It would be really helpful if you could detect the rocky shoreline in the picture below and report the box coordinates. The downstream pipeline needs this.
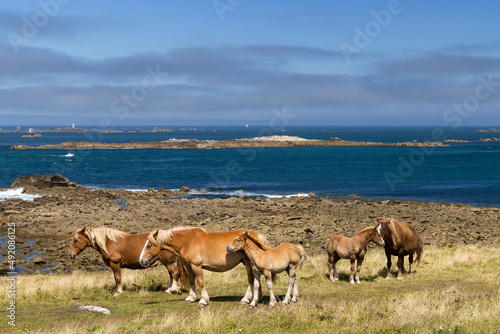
[10,135,448,150]
[1,174,498,276]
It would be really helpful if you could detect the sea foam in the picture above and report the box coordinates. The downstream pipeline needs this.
[0,188,42,201]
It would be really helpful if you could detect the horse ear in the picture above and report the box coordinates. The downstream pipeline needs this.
[243,231,248,239]
[77,226,86,234]
[152,230,159,240]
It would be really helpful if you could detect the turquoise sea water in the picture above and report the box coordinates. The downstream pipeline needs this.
[0,126,499,207]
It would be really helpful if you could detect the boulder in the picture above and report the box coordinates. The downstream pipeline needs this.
[179,186,191,193]
[11,174,75,189]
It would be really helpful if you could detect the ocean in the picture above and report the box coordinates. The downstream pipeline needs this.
[0,126,499,207]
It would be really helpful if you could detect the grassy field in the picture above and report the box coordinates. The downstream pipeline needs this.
[1,245,499,333]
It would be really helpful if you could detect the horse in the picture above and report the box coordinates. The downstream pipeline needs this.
[326,223,385,284]
[69,226,187,296]
[376,217,424,281]
[226,231,307,307]
[139,227,272,306]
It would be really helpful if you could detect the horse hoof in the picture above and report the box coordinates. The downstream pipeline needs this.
[185,299,196,304]
[269,303,275,307]
[396,277,403,281]
[385,276,392,280]
[349,280,355,284]
[198,302,208,307]
[113,292,122,297]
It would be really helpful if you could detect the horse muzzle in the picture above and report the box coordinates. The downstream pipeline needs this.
[68,251,77,260]
[226,245,234,253]
[139,258,149,267]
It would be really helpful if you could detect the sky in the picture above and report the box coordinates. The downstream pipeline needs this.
[0,0,499,127]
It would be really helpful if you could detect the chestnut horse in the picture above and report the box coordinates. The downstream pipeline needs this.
[326,224,385,284]
[69,226,187,296]
[377,217,423,280]
[226,231,307,307]
[139,227,271,306]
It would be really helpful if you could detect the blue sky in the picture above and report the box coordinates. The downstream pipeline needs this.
[0,0,499,127]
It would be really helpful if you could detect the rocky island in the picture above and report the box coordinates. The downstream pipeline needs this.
[10,135,448,150]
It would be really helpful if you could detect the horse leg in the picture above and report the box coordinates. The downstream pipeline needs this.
[291,272,299,303]
[110,262,123,296]
[327,251,335,282]
[283,266,295,304]
[184,265,197,303]
[264,271,277,307]
[408,252,414,275]
[349,257,356,284]
[331,254,340,282]
[385,249,392,279]
[192,265,209,306]
[355,256,364,284]
[164,262,182,294]
[249,271,261,307]
[241,258,256,304]
[396,254,404,281]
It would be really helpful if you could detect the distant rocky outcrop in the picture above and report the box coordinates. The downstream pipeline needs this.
[10,136,449,150]
[22,132,42,138]
[478,137,500,142]
[11,174,78,189]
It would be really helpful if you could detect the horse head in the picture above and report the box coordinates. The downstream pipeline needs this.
[372,222,385,247]
[377,217,400,245]
[139,230,162,267]
[68,226,91,259]
[226,231,248,253]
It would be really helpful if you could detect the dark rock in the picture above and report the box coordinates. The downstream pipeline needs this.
[179,186,191,193]
[11,174,76,189]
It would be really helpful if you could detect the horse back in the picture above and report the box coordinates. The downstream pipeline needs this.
[326,235,356,258]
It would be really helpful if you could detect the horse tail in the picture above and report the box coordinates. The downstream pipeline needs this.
[176,258,191,291]
[298,245,307,268]
[409,224,424,264]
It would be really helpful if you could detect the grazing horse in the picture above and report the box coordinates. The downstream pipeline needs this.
[377,217,424,281]
[226,231,307,307]
[69,226,186,296]
[326,224,385,284]
[139,227,271,306]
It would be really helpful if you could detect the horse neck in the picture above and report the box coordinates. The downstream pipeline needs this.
[353,228,375,250]
[243,237,266,263]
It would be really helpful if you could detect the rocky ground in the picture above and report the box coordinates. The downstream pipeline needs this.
[1,175,498,276]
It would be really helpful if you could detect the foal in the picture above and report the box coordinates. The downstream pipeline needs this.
[226,231,307,307]
[326,223,385,284]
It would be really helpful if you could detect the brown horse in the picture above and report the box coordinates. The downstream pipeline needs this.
[226,231,307,307]
[377,217,424,281]
[69,226,186,296]
[139,227,271,306]
[326,223,385,284]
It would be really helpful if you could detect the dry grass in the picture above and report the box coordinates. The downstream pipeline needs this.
[1,245,499,333]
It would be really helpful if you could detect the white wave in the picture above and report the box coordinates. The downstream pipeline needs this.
[186,189,314,199]
[0,188,42,201]
[264,193,313,199]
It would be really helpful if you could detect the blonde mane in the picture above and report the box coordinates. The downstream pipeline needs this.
[387,218,400,245]
[245,232,272,251]
[77,227,129,255]
[357,226,376,235]
[149,226,205,246]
